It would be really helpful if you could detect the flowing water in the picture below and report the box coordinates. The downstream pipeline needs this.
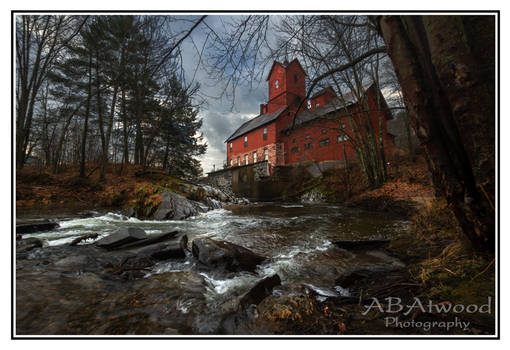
[17,203,411,334]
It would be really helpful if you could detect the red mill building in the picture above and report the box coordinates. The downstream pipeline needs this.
[225,59,394,173]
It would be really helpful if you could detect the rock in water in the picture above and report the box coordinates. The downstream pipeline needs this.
[239,274,281,308]
[133,239,186,260]
[16,237,43,253]
[112,231,179,250]
[191,238,266,272]
[152,191,200,220]
[95,227,147,250]
[16,221,59,234]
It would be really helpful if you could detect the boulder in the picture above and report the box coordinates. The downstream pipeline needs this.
[16,221,59,234]
[191,238,266,272]
[16,237,43,253]
[332,239,390,250]
[133,238,186,260]
[152,191,200,220]
[239,274,281,308]
[95,227,147,250]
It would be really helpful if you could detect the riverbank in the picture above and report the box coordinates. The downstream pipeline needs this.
[16,164,197,211]
[15,159,495,336]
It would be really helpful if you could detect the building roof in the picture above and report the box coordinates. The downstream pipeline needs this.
[225,107,287,143]
[281,83,377,132]
[310,86,336,100]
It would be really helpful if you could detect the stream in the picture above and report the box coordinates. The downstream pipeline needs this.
[16,203,411,335]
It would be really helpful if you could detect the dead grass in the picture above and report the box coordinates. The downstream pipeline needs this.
[16,163,178,210]
[392,198,495,305]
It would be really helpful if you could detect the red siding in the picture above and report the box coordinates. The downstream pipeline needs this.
[281,88,394,164]
[267,60,306,114]
[284,60,306,104]
[225,59,393,170]
[226,122,277,166]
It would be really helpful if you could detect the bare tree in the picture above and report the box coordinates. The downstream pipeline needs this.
[205,14,495,253]
[16,15,87,169]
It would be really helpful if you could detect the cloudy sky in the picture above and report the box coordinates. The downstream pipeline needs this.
[178,16,271,174]
[176,15,399,174]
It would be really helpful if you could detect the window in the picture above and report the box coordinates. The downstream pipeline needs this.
[263,127,267,140]
[316,103,320,108]
[307,100,311,109]
[341,123,346,129]
[230,159,233,166]
[292,138,296,143]
[244,136,248,147]
[229,143,233,152]
[253,152,257,163]
[304,142,313,150]
[275,80,279,89]
[319,138,330,146]
[237,156,240,165]
[264,149,269,160]
[321,129,328,134]
[291,147,300,153]
[337,135,348,142]
[305,134,311,139]
[245,154,249,164]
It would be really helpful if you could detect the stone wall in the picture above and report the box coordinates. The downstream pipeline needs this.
[206,167,234,198]
[207,161,270,200]
[207,160,321,202]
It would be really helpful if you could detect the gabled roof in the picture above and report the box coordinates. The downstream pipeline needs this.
[225,107,287,143]
[281,83,376,132]
[265,58,307,81]
[310,86,337,100]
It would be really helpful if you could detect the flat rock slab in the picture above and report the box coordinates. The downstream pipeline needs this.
[16,221,59,234]
[112,231,179,250]
[332,239,390,250]
[96,227,147,250]
[132,238,187,261]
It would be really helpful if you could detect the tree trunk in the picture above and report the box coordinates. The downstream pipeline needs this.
[80,54,93,178]
[95,52,106,181]
[121,89,129,168]
[376,15,494,253]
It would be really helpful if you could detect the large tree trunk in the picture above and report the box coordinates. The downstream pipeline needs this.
[375,15,495,253]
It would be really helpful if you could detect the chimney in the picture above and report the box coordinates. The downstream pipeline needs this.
[260,104,266,115]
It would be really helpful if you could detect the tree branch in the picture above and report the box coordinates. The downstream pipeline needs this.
[289,46,387,130]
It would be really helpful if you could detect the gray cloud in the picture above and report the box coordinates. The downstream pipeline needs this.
[179,18,270,174]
